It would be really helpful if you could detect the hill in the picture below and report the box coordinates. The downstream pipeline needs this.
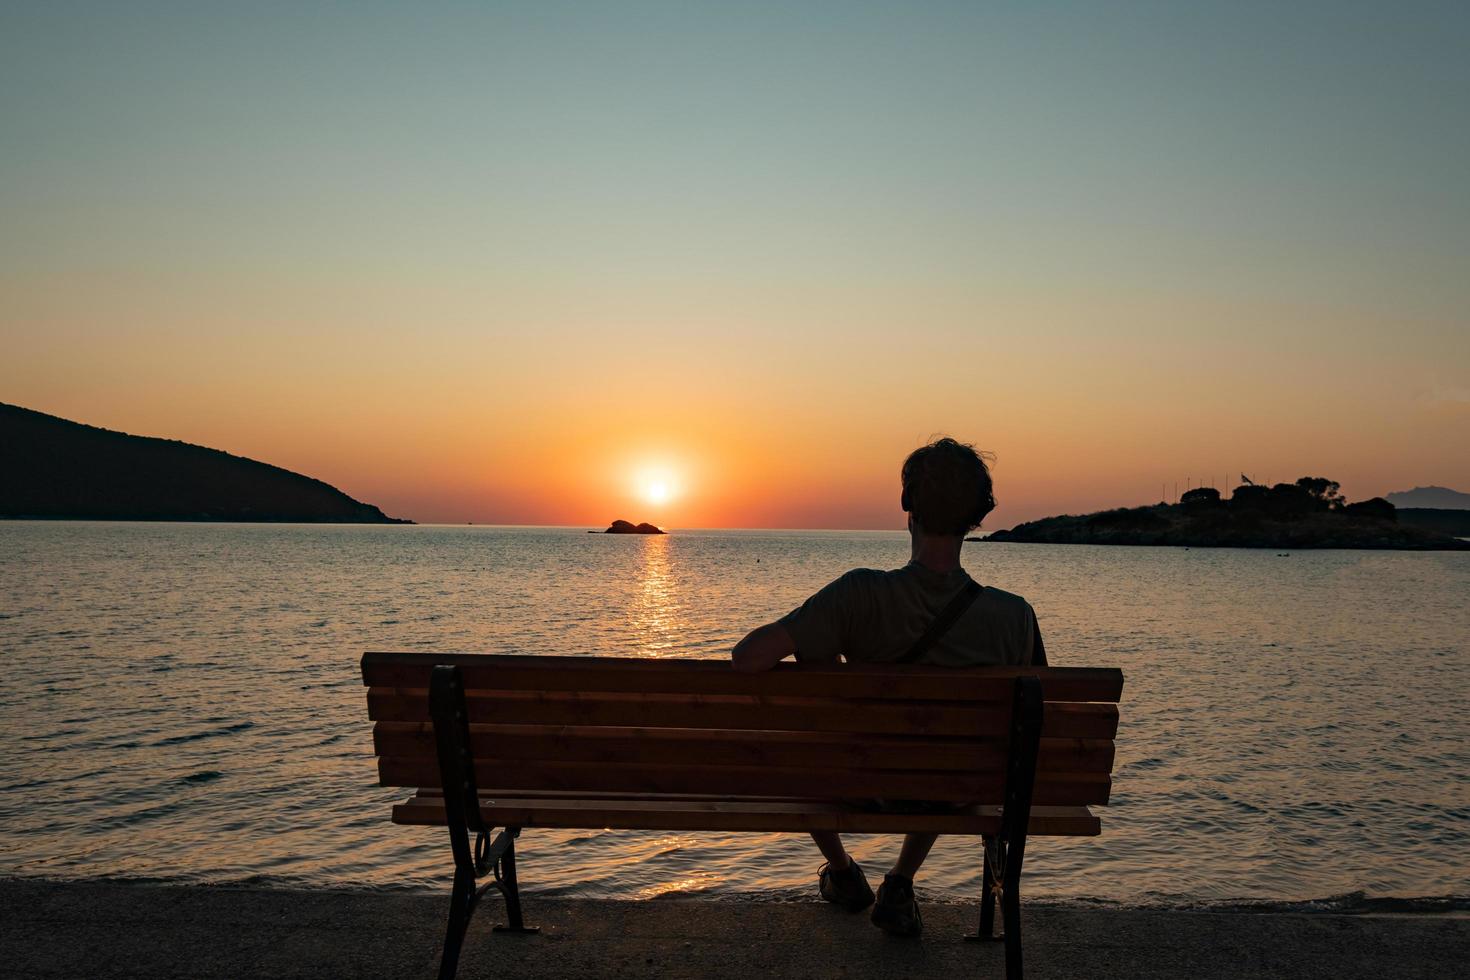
[0,403,411,523]
[1384,486,1470,509]
[983,479,1468,550]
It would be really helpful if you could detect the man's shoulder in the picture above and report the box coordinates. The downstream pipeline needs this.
[977,585,1032,609]
[975,585,1036,623]
[824,567,888,592]
[825,566,890,581]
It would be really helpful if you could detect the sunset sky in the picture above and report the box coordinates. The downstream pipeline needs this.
[3,2,1467,528]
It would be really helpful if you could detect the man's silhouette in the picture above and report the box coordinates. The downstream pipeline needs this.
[731,437,1045,936]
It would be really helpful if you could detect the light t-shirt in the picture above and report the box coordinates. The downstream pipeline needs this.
[777,561,1044,667]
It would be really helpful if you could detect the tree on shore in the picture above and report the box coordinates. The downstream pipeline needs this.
[1294,477,1345,509]
[1344,497,1397,522]
[1181,486,1222,507]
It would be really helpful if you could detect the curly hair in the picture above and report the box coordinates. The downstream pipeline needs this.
[900,437,996,535]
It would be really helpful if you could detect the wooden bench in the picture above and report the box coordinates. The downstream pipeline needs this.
[361,652,1124,980]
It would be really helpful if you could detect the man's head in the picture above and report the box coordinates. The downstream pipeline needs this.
[900,437,996,536]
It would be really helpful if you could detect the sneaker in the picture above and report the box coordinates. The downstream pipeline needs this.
[870,872,922,937]
[818,859,874,912]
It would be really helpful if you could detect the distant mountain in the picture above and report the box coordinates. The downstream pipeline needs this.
[1384,486,1470,510]
[0,403,411,523]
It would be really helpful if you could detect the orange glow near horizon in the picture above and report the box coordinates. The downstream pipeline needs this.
[6,307,1467,531]
[6,322,1468,531]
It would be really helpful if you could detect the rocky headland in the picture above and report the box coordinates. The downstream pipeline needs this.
[0,402,412,523]
[981,478,1469,550]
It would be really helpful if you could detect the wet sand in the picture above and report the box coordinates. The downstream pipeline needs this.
[4,878,1465,979]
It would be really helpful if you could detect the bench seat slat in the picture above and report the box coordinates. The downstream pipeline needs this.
[414,788,861,804]
[361,653,1123,703]
[376,757,1112,805]
[366,688,1120,739]
[390,793,1101,837]
[372,722,1117,774]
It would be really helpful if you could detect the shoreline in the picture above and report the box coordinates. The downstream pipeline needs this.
[6,878,1466,979]
[6,872,1466,916]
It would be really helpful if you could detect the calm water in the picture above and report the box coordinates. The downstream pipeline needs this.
[1,522,1466,907]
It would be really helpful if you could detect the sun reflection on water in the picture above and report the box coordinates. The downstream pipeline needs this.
[628,535,683,658]
[632,874,717,899]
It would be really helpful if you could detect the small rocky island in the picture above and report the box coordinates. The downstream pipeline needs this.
[981,478,1469,550]
[599,519,666,534]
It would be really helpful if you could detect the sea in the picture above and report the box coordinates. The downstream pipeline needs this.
[1,522,1466,910]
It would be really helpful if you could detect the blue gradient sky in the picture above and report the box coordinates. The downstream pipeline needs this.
[3,2,1467,526]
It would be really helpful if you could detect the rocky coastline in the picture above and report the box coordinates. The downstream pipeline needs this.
[982,479,1470,550]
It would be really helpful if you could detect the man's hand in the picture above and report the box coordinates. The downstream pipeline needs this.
[731,622,797,672]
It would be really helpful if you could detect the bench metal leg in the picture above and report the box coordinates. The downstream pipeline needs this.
[964,677,1042,980]
[999,875,1023,980]
[429,666,540,979]
[976,835,997,938]
[492,831,538,933]
[438,865,477,980]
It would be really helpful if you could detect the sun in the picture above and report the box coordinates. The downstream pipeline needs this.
[631,462,682,508]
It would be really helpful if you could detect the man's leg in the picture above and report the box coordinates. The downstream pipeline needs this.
[892,832,939,879]
[812,831,874,910]
[871,833,938,937]
[810,831,851,869]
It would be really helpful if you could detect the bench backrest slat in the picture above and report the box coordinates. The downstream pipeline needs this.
[371,722,1117,774]
[375,757,1111,805]
[362,652,1123,703]
[364,689,1119,739]
[361,653,1122,808]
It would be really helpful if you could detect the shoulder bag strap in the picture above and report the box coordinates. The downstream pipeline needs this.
[897,576,983,664]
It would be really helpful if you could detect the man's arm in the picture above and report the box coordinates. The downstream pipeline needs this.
[1029,604,1048,666]
[734,571,853,672]
[731,621,797,672]
[1031,617,1048,666]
